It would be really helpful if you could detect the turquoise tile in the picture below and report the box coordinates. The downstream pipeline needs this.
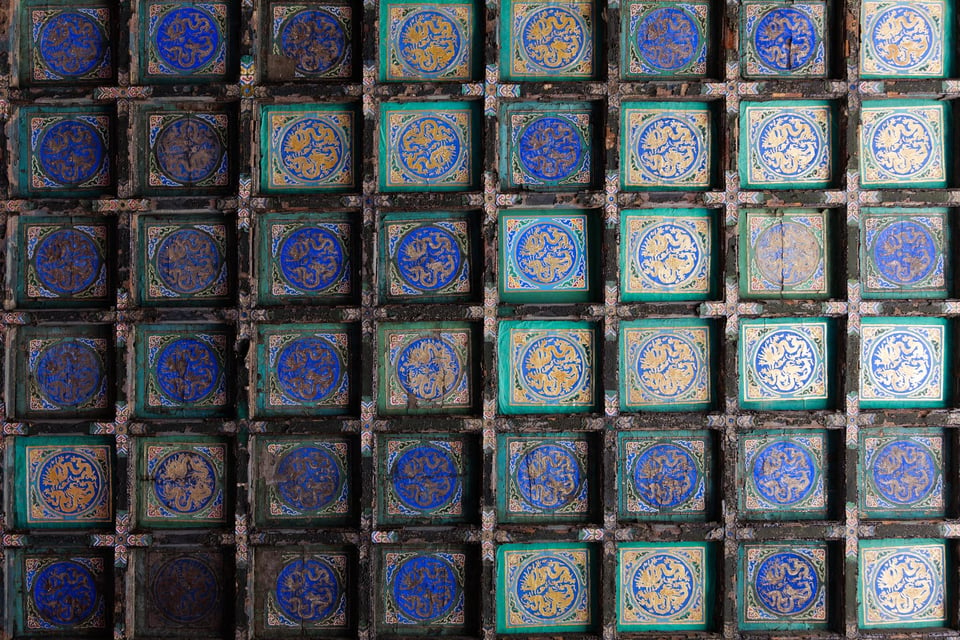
[620,319,717,412]
[860,207,950,299]
[134,550,229,636]
[140,106,234,195]
[621,0,709,79]
[379,0,480,82]
[859,317,951,409]
[497,543,598,633]
[860,100,950,189]
[860,0,952,79]
[739,429,829,520]
[741,1,826,78]
[500,0,598,81]
[616,542,714,631]
[739,542,829,630]
[739,209,833,299]
[739,100,836,190]
[858,539,947,629]
[860,428,946,519]
[136,0,233,83]
[263,0,355,81]
[617,430,715,521]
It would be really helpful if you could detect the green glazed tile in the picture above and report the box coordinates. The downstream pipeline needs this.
[377,322,478,415]
[738,542,829,629]
[378,101,480,192]
[498,320,598,414]
[619,208,719,301]
[616,542,714,631]
[499,0,598,81]
[9,215,113,308]
[620,101,715,190]
[859,428,946,519]
[136,0,233,83]
[499,102,597,191]
[859,317,951,409]
[860,100,950,189]
[739,318,835,410]
[858,539,947,629]
[860,0,952,79]
[376,434,478,525]
[739,209,833,299]
[739,100,836,190]
[11,436,114,530]
[860,208,950,299]
[499,209,599,303]
[619,319,717,411]
[741,1,826,78]
[380,211,479,303]
[252,435,358,527]
[497,543,598,633]
[617,430,715,521]
[621,0,709,79]
[379,0,480,82]
[496,433,598,524]
[262,0,355,81]
[739,429,829,520]
[259,103,358,194]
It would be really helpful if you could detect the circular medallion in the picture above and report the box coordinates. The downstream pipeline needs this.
[516,443,583,510]
[754,8,817,71]
[154,117,224,184]
[155,338,221,403]
[396,336,463,402]
[275,446,342,510]
[632,443,699,510]
[153,450,217,514]
[154,7,220,72]
[278,226,345,292]
[278,117,346,182]
[391,445,459,512]
[276,336,343,403]
[756,112,825,178]
[36,451,106,517]
[517,116,585,182]
[392,555,459,621]
[397,10,463,75]
[754,221,821,287]
[32,561,98,625]
[156,228,222,294]
[151,556,220,623]
[752,440,816,506]
[518,334,588,401]
[395,225,463,291]
[636,116,702,180]
[755,552,819,614]
[396,116,462,180]
[872,440,937,505]
[515,555,580,620]
[35,340,103,407]
[634,334,700,400]
[635,222,703,287]
[276,558,341,622]
[38,12,108,77]
[37,120,106,186]
[873,552,937,616]
[514,221,579,285]
[630,552,695,617]
[279,10,346,75]
[870,113,934,178]
[635,7,700,71]
[871,6,934,70]
[868,330,935,395]
[873,220,937,285]
[34,228,102,295]
[752,329,819,394]
[519,7,586,71]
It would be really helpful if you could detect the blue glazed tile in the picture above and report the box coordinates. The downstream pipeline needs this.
[617,431,714,521]
[858,539,947,628]
[859,100,950,189]
[621,0,709,79]
[500,0,597,80]
[497,543,598,633]
[137,550,228,634]
[741,1,826,78]
[256,547,353,634]
[739,542,829,629]
[19,2,114,85]
[739,430,829,520]
[137,437,230,528]
[860,0,951,79]
[380,0,479,82]
[16,552,110,634]
[379,547,475,633]
[860,208,950,299]
[739,209,833,299]
[616,542,714,631]
[138,0,231,82]
[859,317,950,409]
[143,108,233,194]
[265,1,354,80]
[860,428,946,519]
[621,101,715,190]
